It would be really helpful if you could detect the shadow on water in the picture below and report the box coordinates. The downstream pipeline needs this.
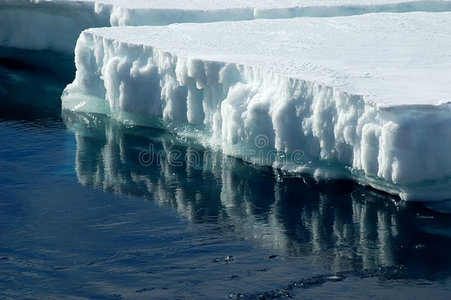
[63,110,451,284]
[0,46,74,125]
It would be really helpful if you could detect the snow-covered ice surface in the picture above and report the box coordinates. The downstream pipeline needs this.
[62,12,451,201]
[2,0,451,52]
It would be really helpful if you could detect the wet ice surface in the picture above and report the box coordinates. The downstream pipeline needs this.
[2,49,451,299]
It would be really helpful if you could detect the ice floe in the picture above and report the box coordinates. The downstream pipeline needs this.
[62,13,451,201]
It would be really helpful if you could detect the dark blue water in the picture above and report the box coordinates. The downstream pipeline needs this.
[2,49,451,299]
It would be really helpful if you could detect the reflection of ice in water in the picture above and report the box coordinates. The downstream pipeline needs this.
[63,110,451,275]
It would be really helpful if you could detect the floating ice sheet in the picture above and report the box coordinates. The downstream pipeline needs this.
[62,13,451,201]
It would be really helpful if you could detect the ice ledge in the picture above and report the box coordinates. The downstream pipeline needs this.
[2,0,451,52]
[62,13,451,201]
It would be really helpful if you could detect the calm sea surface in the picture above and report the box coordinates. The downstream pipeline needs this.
[1,48,451,299]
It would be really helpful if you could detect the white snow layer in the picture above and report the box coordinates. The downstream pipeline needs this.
[2,0,451,52]
[62,13,451,201]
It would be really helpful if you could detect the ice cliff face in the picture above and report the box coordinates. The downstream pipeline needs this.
[62,15,451,201]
